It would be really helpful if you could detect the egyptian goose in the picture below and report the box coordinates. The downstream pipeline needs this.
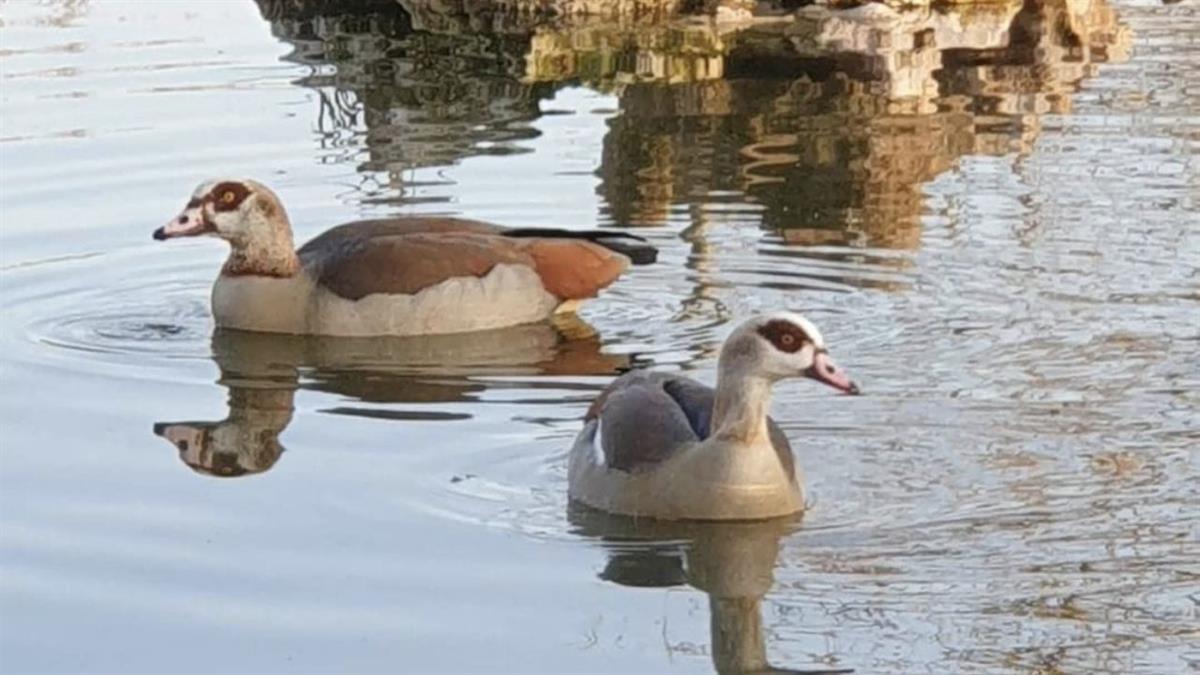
[153,179,656,336]
[569,312,859,521]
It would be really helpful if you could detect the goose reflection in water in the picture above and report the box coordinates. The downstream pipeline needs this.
[153,316,632,477]
[571,508,852,675]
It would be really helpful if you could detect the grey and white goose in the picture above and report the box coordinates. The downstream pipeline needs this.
[154,179,656,336]
[569,312,859,521]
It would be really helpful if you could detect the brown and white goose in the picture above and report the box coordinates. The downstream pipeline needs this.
[153,179,656,336]
[569,312,859,521]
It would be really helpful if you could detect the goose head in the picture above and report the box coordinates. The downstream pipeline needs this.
[154,179,288,242]
[154,179,297,275]
[720,312,859,394]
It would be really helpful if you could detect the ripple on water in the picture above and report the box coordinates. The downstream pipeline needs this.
[2,251,216,382]
[30,294,209,357]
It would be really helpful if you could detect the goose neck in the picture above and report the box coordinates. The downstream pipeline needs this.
[711,365,773,444]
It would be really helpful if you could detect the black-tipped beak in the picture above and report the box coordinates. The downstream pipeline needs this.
[155,209,210,241]
[805,351,860,395]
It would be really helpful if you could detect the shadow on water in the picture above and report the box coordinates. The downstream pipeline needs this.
[570,507,853,675]
[152,316,633,477]
[256,0,1128,248]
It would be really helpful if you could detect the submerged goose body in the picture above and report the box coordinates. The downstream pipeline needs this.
[569,313,859,521]
[155,180,655,336]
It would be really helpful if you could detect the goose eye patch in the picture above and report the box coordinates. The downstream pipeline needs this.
[209,181,250,212]
[757,319,809,353]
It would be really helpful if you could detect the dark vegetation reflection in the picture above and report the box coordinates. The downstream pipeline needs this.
[256,0,1127,248]
[153,317,630,477]
[571,508,852,675]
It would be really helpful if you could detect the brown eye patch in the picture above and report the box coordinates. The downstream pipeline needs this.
[208,181,250,212]
[757,319,810,354]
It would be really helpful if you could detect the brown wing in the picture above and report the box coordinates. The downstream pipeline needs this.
[298,217,500,255]
[303,232,534,300]
[519,239,630,300]
[298,217,630,301]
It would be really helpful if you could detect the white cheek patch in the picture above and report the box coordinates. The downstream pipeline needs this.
[209,206,252,238]
[797,343,816,370]
[793,316,825,349]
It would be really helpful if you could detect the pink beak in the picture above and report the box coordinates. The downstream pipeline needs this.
[805,350,859,395]
[153,206,209,240]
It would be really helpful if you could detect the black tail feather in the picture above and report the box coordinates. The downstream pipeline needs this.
[503,227,658,265]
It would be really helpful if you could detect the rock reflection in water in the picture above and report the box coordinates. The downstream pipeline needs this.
[153,317,630,477]
[571,508,852,675]
[256,0,1128,248]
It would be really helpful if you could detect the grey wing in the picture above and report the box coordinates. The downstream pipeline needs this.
[589,372,704,471]
[661,376,716,438]
[661,374,796,479]
[588,371,795,476]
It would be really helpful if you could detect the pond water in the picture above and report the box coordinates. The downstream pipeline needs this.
[1,0,1197,673]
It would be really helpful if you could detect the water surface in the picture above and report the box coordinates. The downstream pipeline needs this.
[1,0,1197,673]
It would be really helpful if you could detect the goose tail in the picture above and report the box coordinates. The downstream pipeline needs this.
[503,228,658,265]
